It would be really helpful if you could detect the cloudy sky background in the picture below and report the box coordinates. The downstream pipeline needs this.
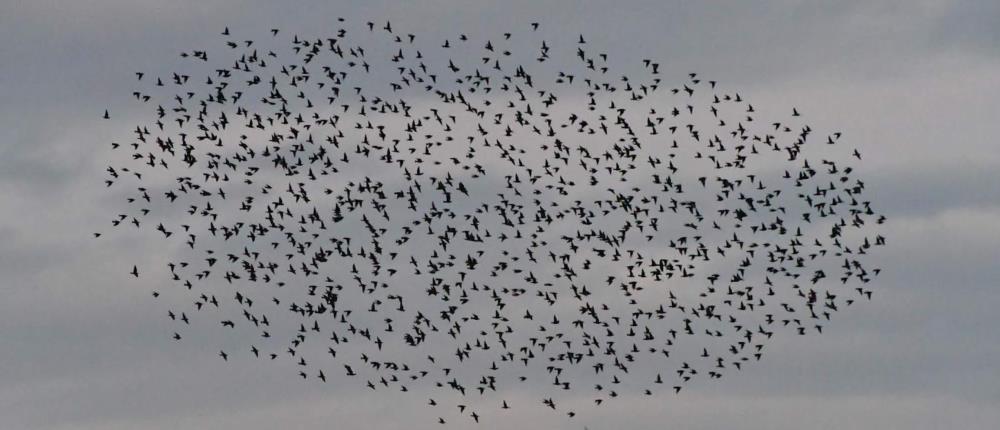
[2,1,999,429]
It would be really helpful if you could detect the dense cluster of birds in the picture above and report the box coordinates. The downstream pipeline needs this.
[98,19,886,425]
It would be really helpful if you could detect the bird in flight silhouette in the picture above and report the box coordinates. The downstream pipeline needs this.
[97,18,886,425]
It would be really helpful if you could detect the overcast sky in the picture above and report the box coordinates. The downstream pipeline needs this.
[2,1,999,429]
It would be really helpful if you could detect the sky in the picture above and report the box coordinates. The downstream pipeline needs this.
[2,1,999,429]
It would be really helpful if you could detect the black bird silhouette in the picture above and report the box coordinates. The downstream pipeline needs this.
[99,19,887,426]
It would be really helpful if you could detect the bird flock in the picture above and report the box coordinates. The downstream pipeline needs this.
[98,19,886,425]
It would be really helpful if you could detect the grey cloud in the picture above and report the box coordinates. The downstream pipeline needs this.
[2,1,999,429]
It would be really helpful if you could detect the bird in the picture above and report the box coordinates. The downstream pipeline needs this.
[100,19,887,426]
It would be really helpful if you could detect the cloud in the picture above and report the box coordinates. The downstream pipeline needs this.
[2,1,999,429]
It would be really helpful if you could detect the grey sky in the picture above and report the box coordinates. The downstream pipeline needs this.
[2,1,998,429]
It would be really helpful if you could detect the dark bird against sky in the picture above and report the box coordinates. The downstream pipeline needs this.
[96,19,886,425]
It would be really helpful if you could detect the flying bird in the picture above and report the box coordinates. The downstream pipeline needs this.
[98,19,887,426]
